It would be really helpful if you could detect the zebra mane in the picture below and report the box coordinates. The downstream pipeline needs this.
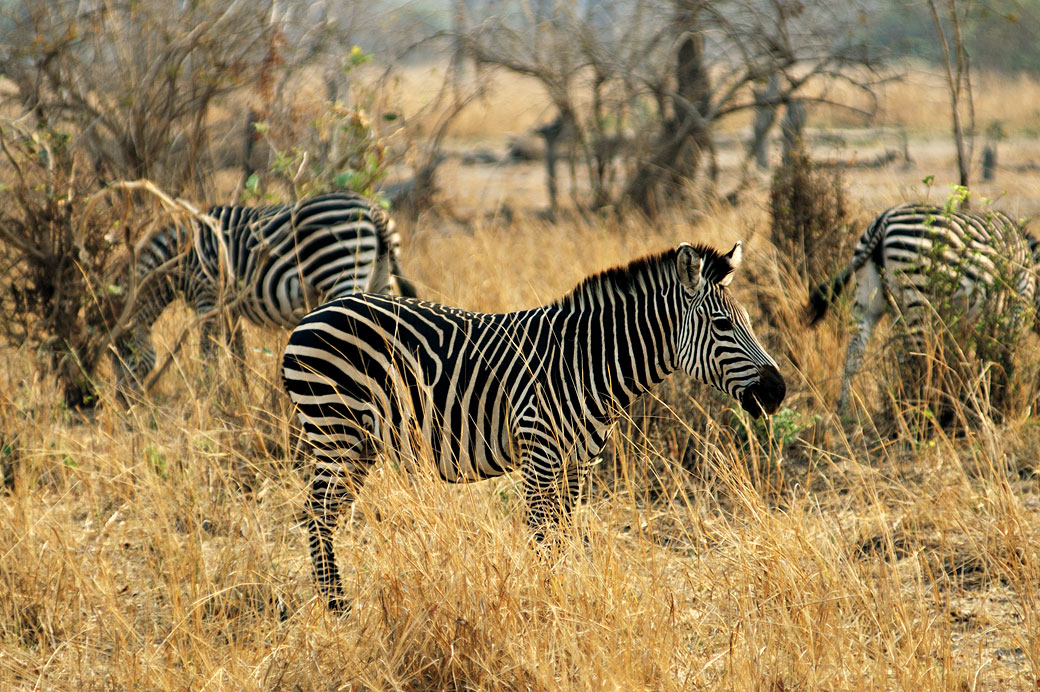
[555,243,734,308]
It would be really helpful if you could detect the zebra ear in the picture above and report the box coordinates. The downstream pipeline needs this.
[676,243,704,293]
[718,241,742,286]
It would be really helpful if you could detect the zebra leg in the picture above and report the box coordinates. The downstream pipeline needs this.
[299,409,376,611]
[560,457,589,520]
[112,326,157,403]
[521,442,586,543]
[228,319,245,363]
[521,452,564,541]
[199,316,220,361]
[226,319,248,389]
[198,318,222,389]
[889,281,941,417]
[199,314,243,360]
[305,436,372,612]
[838,262,886,412]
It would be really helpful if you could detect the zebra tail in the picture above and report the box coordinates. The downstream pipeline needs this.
[806,267,852,326]
[393,270,418,298]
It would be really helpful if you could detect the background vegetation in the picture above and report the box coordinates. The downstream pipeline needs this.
[1,0,1039,689]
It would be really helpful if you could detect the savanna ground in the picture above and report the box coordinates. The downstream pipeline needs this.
[1,67,1040,690]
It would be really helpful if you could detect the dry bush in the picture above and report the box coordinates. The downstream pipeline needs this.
[0,0,359,199]
[0,128,246,410]
[0,125,124,408]
[769,143,854,286]
[1,0,274,195]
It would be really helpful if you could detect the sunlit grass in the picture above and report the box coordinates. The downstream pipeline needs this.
[0,196,1037,690]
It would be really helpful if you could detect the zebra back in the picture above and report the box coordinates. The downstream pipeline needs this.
[869,204,1033,306]
[112,191,412,393]
[807,203,1037,326]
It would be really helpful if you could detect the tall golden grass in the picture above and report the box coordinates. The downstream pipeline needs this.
[0,201,1037,690]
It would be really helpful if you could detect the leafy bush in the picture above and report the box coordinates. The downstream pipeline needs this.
[242,48,394,204]
[0,125,123,408]
[245,101,390,204]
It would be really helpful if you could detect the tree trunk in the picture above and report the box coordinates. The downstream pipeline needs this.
[538,115,566,219]
[926,0,974,191]
[750,75,781,169]
[781,99,807,163]
[624,31,711,216]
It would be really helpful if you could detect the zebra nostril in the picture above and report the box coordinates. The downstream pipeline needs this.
[741,364,786,417]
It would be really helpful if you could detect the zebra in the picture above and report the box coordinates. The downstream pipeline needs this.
[806,202,1039,412]
[113,191,415,394]
[282,241,786,610]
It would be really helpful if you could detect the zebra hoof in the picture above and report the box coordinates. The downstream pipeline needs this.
[326,594,352,615]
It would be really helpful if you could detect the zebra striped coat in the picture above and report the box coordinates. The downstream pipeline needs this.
[807,202,1039,411]
[114,192,414,392]
[282,242,786,609]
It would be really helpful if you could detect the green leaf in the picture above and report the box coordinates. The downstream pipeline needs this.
[334,171,357,189]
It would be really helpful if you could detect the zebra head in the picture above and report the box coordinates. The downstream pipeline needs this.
[673,242,785,418]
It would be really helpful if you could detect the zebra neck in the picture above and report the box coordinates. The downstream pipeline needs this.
[561,287,679,413]
[130,224,194,330]
[129,270,181,334]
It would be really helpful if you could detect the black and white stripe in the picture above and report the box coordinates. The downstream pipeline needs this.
[282,242,786,609]
[114,191,414,392]
[807,202,1039,410]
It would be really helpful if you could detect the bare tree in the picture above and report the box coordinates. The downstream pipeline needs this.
[460,0,672,212]
[460,0,889,215]
[0,0,343,198]
[624,23,713,214]
[750,75,782,170]
[925,0,975,190]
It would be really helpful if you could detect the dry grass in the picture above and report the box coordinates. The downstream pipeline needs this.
[0,195,1038,690]
[817,66,1040,133]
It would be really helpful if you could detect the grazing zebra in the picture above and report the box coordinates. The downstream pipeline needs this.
[113,191,415,393]
[806,202,1039,411]
[282,242,786,610]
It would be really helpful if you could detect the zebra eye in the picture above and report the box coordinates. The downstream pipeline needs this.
[712,316,734,331]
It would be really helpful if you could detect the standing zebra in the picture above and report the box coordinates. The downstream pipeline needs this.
[282,242,786,610]
[113,191,415,393]
[807,202,1039,411]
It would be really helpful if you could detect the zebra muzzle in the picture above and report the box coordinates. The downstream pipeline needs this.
[739,364,786,418]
